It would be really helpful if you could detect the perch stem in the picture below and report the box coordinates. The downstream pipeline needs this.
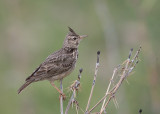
[65,92,74,114]
[60,79,63,114]
[100,50,133,114]
[100,67,118,112]
[85,51,100,113]
[65,68,83,114]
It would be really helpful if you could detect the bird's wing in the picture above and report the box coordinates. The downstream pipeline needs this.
[44,52,75,76]
[26,49,74,81]
[25,64,46,81]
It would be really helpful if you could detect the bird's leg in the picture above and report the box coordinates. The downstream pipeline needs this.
[50,82,66,100]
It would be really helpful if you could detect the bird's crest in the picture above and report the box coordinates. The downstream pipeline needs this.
[68,27,78,36]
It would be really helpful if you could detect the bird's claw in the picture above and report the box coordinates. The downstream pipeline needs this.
[59,93,66,100]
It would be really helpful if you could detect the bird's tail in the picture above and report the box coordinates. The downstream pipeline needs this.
[18,81,33,94]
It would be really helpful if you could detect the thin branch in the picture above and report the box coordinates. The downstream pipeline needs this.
[65,94,74,114]
[100,54,131,113]
[85,51,100,113]
[99,47,141,113]
[113,96,119,109]
[100,66,118,112]
[60,79,63,114]
[86,47,141,113]
[65,68,83,114]
[88,65,119,113]
[88,93,109,113]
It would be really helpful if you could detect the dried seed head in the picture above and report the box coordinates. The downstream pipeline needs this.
[139,109,142,113]
[97,51,100,55]
[79,68,83,73]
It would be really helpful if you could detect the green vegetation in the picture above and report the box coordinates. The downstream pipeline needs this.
[0,0,160,114]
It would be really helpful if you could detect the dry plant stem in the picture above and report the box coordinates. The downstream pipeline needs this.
[65,93,74,114]
[85,51,100,113]
[100,67,118,112]
[88,47,141,113]
[100,59,130,114]
[65,68,83,114]
[113,97,119,109]
[60,79,63,114]
[133,46,141,61]
[100,47,141,114]
[88,67,118,113]
[88,93,109,112]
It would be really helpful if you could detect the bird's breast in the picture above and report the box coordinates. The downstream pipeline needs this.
[50,67,74,81]
[63,50,78,68]
[49,49,78,81]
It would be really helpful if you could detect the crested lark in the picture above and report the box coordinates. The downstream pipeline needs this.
[18,27,87,96]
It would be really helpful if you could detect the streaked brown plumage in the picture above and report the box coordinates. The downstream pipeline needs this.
[18,27,87,94]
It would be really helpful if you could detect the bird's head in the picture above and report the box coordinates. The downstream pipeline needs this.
[63,27,87,49]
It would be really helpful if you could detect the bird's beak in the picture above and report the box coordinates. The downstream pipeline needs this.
[80,35,88,39]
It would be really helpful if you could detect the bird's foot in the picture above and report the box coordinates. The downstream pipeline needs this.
[59,93,66,100]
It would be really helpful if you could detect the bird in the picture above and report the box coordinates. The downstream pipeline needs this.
[18,27,87,97]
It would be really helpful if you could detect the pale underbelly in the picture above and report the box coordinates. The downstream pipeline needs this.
[49,66,75,81]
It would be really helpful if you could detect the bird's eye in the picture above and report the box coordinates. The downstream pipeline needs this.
[73,37,77,40]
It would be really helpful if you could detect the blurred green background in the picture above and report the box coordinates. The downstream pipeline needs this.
[0,0,160,114]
